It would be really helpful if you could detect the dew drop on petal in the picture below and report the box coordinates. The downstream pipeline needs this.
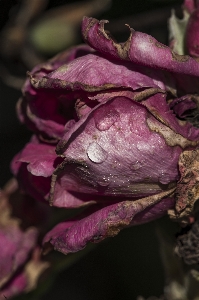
[87,142,108,163]
[94,108,119,131]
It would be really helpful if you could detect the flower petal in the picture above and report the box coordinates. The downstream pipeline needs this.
[82,17,199,95]
[13,142,59,177]
[82,17,199,76]
[30,53,166,92]
[51,96,181,207]
[50,188,175,254]
[18,45,94,139]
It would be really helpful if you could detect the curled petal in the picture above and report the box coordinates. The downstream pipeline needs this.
[82,17,199,76]
[43,221,76,245]
[30,53,166,92]
[11,141,59,177]
[51,96,182,207]
[50,188,175,254]
[169,150,199,224]
[18,45,94,138]
[82,17,199,95]
[143,93,199,141]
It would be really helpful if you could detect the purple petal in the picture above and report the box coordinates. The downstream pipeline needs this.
[81,17,199,95]
[170,95,197,118]
[30,44,94,74]
[143,93,199,141]
[10,140,55,202]
[11,138,97,208]
[185,6,199,58]
[0,272,27,300]
[82,17,199,76]
[32,53,166,92]
[51,96,183,207]
[50,180,96,208]
[183,0,197,13]
[50,188,175,254]
[18,45,94,139]
[0,226,37,287]
[13,142,58,177]
[43,221,76,244]
[131,196,175,225]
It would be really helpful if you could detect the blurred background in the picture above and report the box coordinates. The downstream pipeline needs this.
[0,0,184,299]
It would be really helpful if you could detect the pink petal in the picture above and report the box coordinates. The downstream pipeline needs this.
[49,188,175,254]
[51,96,182,207]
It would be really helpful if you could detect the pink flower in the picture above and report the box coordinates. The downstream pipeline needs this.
[12,17,199,255]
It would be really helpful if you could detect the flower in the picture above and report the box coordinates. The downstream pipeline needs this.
[12,17,199,255]
[0,179,49,299]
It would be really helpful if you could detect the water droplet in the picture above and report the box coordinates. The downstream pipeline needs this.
[94,108,119,131]
[87,142,108,163]
[130,161,142,170]
[159,173,171,185]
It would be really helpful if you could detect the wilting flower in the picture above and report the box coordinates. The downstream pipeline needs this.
[12,16,199,255]
[0,180,49,299]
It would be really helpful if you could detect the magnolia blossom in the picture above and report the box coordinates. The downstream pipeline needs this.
[11,16,199,255]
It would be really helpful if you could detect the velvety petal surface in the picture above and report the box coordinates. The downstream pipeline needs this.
[82,17,199,76]
[82,17,199,95]
[32,53,166,92]
[51,96,182,207]
[18,45,94,139]
[31,44,94,74]
[49,188,175,254]
[11,140,58,202]
[143,93,199,141]
[43,221,76,245]
[11,138,97,208]
[12,141,59,177]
